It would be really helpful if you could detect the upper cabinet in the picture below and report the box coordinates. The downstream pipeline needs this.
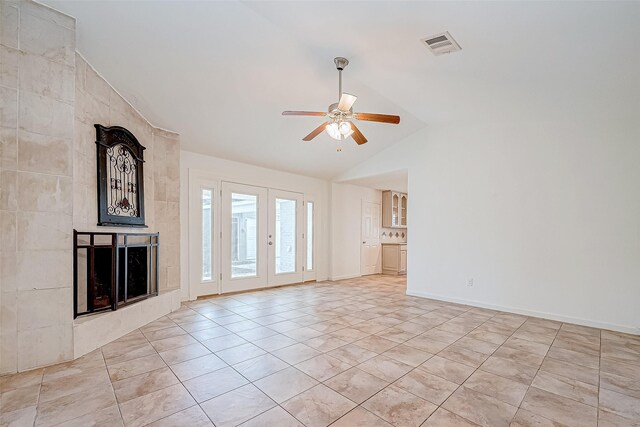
[382,190,407,228]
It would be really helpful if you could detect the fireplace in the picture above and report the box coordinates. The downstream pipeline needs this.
[74,231,159,318]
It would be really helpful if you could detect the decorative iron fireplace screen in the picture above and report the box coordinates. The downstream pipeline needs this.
[74,230,159,318]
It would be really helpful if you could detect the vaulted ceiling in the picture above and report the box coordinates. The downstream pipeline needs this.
[44,1,640,179]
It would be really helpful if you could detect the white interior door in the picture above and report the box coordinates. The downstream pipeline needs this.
[268,189,304,286]
[221,182,268,293]
[361,201,381,275]
[188,174,220,299]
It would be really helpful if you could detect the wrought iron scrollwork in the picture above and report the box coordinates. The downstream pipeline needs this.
[106,144,138,217]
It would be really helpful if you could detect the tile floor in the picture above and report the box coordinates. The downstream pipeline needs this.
[1,275,639,426]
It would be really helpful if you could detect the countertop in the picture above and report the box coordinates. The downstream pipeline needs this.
[381,242,407,245]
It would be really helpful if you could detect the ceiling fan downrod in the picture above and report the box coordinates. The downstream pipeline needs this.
[334,57,349,100]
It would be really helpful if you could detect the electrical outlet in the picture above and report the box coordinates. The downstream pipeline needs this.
[467,278,474,287]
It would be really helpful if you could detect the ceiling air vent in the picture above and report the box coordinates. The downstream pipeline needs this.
[421,31,461,56]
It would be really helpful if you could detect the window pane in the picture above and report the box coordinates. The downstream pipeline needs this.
[275,198,296,274]
[231,193,258,278]
[307,201,314,271]
[202,189,213,281]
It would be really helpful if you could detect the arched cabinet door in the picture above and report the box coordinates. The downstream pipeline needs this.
[392,193,399,226]
[400,194,407,227]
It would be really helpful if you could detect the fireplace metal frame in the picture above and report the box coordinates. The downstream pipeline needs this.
[73,230,160,318]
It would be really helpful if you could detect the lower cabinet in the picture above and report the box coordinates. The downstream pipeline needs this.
[382,244,407,275]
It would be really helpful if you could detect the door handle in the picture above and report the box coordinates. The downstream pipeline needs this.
[269,242,273,245]
[363,241,366,244]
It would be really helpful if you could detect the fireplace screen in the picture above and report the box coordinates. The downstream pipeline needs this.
[74,230,159,318]
[95,125,146,227]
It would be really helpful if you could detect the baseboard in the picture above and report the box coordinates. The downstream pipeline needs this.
[406,288,639,336]
[330,273,362,281]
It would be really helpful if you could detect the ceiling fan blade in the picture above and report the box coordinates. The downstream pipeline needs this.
[282,111,327,117]
[353,113,400,124]
[337,93,357,111]
[350,122,368,145]
[303,122,330,141]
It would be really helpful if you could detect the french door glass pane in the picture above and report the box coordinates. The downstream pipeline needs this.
[307,201,314,271]
[201,188,213,281]
[275,198,296,274]
[231,193,258,278]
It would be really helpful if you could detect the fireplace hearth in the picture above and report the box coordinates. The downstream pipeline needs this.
[74,231,159,318]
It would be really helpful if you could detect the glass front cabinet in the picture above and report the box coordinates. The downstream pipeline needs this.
[382,190,408,228]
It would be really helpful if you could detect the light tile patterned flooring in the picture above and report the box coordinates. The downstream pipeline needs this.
[2,275,640,426]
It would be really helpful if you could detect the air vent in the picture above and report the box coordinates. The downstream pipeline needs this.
[421,31,461,56]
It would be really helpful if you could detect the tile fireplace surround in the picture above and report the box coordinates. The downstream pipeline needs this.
[0,0,181,374]
[1,275,639,426]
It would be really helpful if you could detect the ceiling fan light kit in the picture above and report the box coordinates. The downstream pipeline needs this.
[282,57,400,151]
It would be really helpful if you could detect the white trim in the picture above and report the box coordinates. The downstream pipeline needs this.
[406,289,640,335]
[330,273,362,281]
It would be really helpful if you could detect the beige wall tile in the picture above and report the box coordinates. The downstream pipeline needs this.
[154,175,167,201]
[19,12,75,66]
[17,324,73,371]
[0,170,17,210]
[18,288,72,331]
[0,210,16,251]
[16,250,72,290]
[17,211,71,251]
[84,64,110,106]
[0,331,18,374]
[0,87,17,128]
[0,2,19,49]
[17,172,72,213]
[19,53,74,103]
[75,87,109,126]
[21,0,75,30]
[17,130,72,175]
[74,53,86,92]
[18,92,73,139]
[1,290,17,336]
[0,45,19,89]
[0,252,17,292]
[0,126,17,170]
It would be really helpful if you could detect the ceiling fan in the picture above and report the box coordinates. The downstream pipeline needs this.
[282,57,400,150]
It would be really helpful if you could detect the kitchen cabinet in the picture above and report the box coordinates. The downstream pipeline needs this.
[382,243,407,275]
[382,190,407,228]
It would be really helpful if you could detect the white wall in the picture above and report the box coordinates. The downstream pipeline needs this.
[180,150,331,300]
[330,183,381,280]
[338,120,640,334]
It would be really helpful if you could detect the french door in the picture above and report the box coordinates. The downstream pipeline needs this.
[268,190,304,287]
[221,182,304,293]
[221,183,268,292]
